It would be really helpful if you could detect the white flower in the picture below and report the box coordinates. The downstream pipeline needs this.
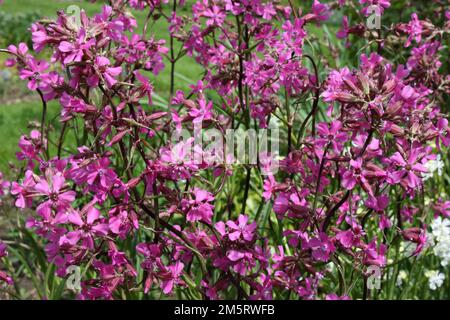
[431,217,450,239]
[425,270,445,290]
[423,155,444,181]
[430,216,450,267]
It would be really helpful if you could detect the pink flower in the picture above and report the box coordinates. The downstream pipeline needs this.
[117,33,146,64]
[341,158,374,195]
[225,250,255,275]
[31,23,49,52]
[58,29,95,65]
[134,71,154,105]
[182,188,215,223]
[89,57,122,88]
[365,195,389,213]
[335,229,360,249]
[225,214,257,242]
[303,0,330,23]
[435,118,450,149]
[188,97,213,124]
[433,199,450,218]
[59,207,109,249]
[34,173,76,217]
[0,242,7,259]
[86,158,118,190]
[0,271,10,285]
[203,6,225,27]
[360,0,391,17]
[316,120,348,154]
[389,149,427,189]
[11,170,36,209]
[19,58,49,90]
[0,241,13,285]
[5,43,29,67]
[404,13,423,47]
[16,130,42,169]
[249,273,273,300]
[363,240,387,267]
[336,16,349,39]
[365,195,391,229]
[159,261,184,294]
[273,192,309,218]
[305,233,335,262]
[326,293,351,300]
[262,175,277,200]
[136,242,163,293]
[60,93,93,121]
[401,228,427,256]
[260,2,277,20]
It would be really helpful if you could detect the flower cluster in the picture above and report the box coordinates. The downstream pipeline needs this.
[0,0,449,300]
[0,241,13,285]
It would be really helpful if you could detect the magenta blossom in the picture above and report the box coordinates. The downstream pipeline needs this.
[360,0,391,17]
[34,173,76,217]
[305,233,336,262]
[389,149,428,189]
[159,261,185,294]
[316,120,348,154]
[182,188,215,223]
[0,241,13,285]
[89,56,122,88]
[58,29,95,65]
[363,240,387,267]
[59,207,109,249]
[216,214,257,242]
[341,158,374,195]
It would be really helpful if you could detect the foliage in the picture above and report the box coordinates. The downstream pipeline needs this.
[0,0,449,300]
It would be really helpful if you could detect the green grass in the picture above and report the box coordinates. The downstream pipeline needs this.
[0,97,81,175]
[0,0,103,16]
[0,99,60,173]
